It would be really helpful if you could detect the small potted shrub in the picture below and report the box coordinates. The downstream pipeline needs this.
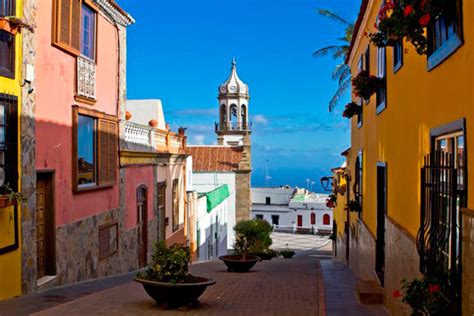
[392,274,452,315]
[342,102,361,119]
[347,200,362,213]
[352,71,383,101]
[220,219,272,272]
[0,184,25,208]
[135,242,216,308]
[279,249,295,259]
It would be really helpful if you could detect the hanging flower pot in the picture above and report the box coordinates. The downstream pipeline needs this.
[148,119,158,127]
[342,102,362,119]
[347,200,362,213]
[0,196,16,208]
[0,17,18,35]
[125,111,132,121]
[0,16,34,35]
[351,71,383,101]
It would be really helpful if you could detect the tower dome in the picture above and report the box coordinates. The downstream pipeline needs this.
[218,58,249,96]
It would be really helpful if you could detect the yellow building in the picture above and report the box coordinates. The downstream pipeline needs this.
[0,0,24,300]
[337,0,474,314]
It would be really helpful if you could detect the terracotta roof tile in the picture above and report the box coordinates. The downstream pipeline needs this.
[187,146,243,172]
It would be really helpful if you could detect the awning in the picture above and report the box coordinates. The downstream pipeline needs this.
[204,185,230,213]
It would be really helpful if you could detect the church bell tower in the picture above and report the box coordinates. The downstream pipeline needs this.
[215,58,251,147]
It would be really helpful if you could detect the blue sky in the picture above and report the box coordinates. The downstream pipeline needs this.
[120,0,360,191]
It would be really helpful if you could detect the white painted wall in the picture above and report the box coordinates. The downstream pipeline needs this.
[126,99,166,130]
[252,187,294,205]
[195,195,229,260]
[192,172,236,250]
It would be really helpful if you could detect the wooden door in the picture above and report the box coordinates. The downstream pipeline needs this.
[375,165,387,286]
[297,215,303,227]
[137,186,148,267]
[36,173,55,278]
[157,182,166,241]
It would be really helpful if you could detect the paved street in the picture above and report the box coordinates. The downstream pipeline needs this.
[0,233,386,316]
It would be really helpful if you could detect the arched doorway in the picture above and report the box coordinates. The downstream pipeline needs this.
[137,185,148,267]
[323,214,330,225]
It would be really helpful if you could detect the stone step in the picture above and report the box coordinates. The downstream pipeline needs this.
[356,280,384,304]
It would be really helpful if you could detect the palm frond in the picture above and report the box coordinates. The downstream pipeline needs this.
[328,76,352,112]
[316,9,352,27]
[331,64,351,82]
[313,45,346,59]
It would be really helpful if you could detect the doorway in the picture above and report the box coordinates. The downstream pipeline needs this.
[137,185,148,267]
[297,215,303,227]
[36,172,56,279]
[375,163,387,286]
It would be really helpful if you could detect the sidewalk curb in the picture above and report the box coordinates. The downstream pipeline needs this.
[317,261,327,316]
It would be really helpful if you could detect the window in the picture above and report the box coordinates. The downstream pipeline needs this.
[98,221,118,261]
[0,94,18,192]
[81,3,96,60]
[172,179,179,232]
[311,213,316,225]
[73,106,117,191]
[157,182,166,240]
[393,40,403,73]
[427,0,463,70]
[354,151,363,215]
[376,47,387,114]
[271,215,279,226]
[323,214,330,226]
[256,214,263,220]
[0,0,15,78]
[265,197,271,205]
[52,0,97,58]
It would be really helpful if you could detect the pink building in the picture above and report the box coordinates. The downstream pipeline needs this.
[28,0,135,292]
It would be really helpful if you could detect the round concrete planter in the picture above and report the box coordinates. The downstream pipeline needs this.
[219,255,260,272]
[135,276,216,308]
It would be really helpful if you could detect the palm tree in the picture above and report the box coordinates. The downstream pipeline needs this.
[313,9,354,112]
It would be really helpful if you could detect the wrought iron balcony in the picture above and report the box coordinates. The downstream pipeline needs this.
[77,56,96,100]
[215,121,252,132]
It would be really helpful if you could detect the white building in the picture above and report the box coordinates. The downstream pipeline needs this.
[289,192,333,234]
[251,187,333,234]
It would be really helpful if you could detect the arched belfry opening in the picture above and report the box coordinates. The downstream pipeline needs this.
[216,58,252,146]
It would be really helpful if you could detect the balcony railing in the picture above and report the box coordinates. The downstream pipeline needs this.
[120,120,186,155]
[77,56,96,100]
[215,121,252,132]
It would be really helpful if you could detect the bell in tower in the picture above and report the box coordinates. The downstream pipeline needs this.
[215,58,252,146]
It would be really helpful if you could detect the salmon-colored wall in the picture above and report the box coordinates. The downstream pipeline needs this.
[35,1,120,226]
[124,166,155,229]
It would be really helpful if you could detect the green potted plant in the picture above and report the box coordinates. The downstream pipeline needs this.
[351,71,383,101]
[392,274,452,315]
[135,242,216,308]
[279,249,295,259]
[220,219,272,271]
[342,102,361,119]
[347,200,362,213]
[0,184,25,208]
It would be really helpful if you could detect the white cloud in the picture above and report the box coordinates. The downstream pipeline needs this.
[191,135,206,145]
[252,114,268,125]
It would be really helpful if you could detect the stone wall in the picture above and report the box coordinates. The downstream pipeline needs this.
[21,0,38,295]
[462,208,474,316]
[384,217,421,316]
[349,219,377,282]
[235,171,251,222]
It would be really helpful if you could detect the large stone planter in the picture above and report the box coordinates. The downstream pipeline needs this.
[219,255,260,272]
[135,277,216,308]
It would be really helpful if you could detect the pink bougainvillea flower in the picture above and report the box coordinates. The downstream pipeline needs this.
[393,290,401,298]
[404,5,414,16]
[420,0,428,9]
[429,284,441,293]
[419,13,431,26]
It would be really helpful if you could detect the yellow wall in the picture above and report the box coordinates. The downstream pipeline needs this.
[331,169,348,239]
[348,0,474,238]
[0,0,23,300]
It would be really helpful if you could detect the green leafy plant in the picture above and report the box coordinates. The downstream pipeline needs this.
[279,249,295,259]
[392,275,452,315]
[347,200,362,213]
[351,71,383,100]
[137,242,194,284]
[233,219,273,260]
[342,102,361,119]
[0,184,25,205]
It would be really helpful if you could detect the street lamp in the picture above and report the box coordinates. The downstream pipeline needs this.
[320,176,333,192]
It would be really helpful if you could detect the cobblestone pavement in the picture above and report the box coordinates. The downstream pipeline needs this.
[31,253,323,316]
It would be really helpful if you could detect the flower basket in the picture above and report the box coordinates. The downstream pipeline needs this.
[347,200,362,213]
[0,196,16,208]
[342,102,362,119]
[351,71,383,101]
